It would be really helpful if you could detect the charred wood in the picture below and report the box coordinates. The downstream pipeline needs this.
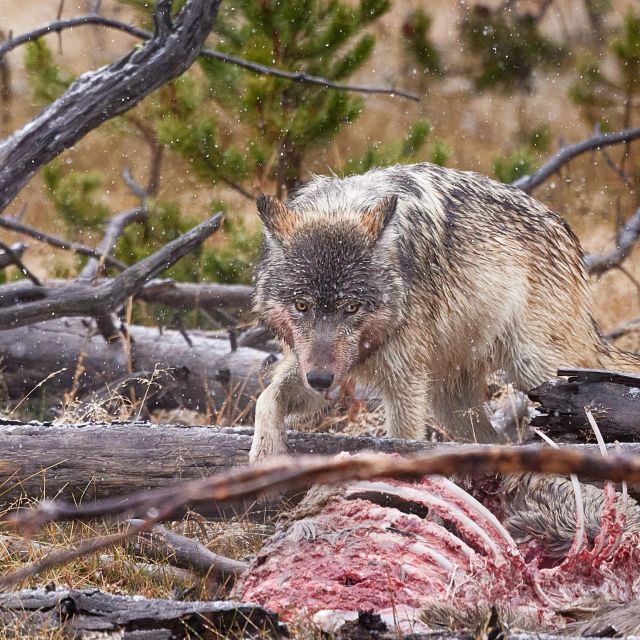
[0,588,282,639]
[529,368,640,441]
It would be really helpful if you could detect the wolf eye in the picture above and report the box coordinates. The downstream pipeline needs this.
[344,302,361,314]
[294,300,309,313]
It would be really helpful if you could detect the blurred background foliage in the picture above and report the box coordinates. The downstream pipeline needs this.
[1,0,639,333]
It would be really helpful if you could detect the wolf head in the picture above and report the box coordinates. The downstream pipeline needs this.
[253,193,407,392]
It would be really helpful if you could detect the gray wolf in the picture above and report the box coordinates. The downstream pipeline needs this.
[250,162,639,461]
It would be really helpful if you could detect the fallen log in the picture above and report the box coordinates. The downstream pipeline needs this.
[0,422,426,518]
[529,368,640,441]
[0,588,282,639]
[0,318,276,418]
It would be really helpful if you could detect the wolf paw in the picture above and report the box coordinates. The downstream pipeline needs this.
[249,428,289,464]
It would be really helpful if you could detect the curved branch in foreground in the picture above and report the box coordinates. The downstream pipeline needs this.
[9,444,640,534]
[513,126,640,193]
[0,213,223,329]
[0,14,420,102]
[584,206,640,275]
[0,0,220,213]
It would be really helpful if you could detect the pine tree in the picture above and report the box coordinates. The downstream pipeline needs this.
[570,11,640,130]
[460,5,565,94]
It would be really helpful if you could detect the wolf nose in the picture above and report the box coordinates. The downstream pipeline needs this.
[306,370,334,390]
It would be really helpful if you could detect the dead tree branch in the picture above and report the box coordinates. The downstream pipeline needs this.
[80,207,147,280]
[9,443,640,535]
[584,206,640,275]
[0,214,127,270]
[0,0,221,213]
[605,316,640,341]
[0,240,40,285]
[512,126,640,193]
[0,212,223,329]
[0,242,28,270]
[0,278,253,311]
[0,14,420,103]
[128,519,248,584]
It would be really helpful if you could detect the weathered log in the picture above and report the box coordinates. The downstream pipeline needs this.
[0,422,428,518]
[0,588,282,639]
[529,368,640,441]
[0,319,275,417]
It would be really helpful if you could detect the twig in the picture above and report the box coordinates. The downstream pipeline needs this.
[605,316,640,341]
[513,126,640,193]
[0,214,127,270]
[584,206,640,275]
[0,241,27,269]
[0,240,40,285]
[0,212,223,329]
[0,14,420,102]
[122,167,149,202]
[79,206,147,280]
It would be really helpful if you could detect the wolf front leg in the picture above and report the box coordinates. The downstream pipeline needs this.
[381,375,433,441]
[250,352,328,463]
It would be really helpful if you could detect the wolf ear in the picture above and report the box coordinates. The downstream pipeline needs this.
[361,195,398,242]
[256,194,297,243]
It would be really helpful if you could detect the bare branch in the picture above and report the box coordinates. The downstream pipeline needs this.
[605,316,640,341]
[0,278,252,312]
[0,214,127,270]
[0,14,420,103]
[0,0,221,213]
[0,241,27,269]
[513,126,640,193]
[0,240,40,285]
[584,206,640,275]
[0,212,223,329]
[80,206,147,280]
[128,519,248,584]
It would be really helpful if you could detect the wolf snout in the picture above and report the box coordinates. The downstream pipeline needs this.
[306,370,335,390]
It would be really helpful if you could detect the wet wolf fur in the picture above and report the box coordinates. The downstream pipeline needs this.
[250,163,640,461]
